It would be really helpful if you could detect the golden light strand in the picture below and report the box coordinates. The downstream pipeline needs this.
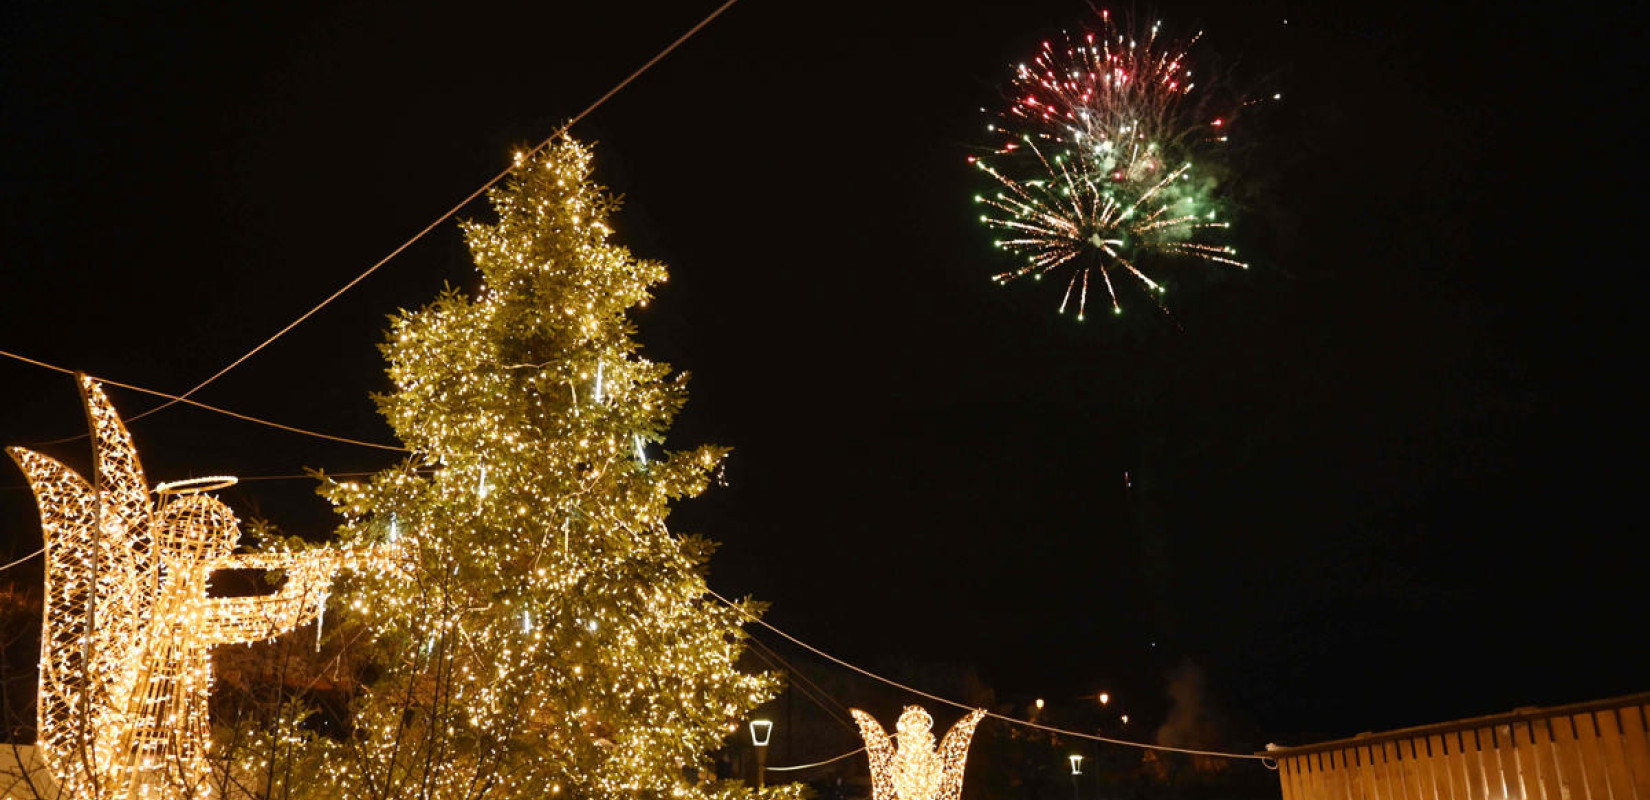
[852,707,985,800]
[6,376,377,800]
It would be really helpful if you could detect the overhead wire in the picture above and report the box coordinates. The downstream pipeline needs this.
[0,347,406,452]
[0,466,437,574]
[0,549,42,573]
[706,589,1271,763]
[744,636,858,731]
[118,0,746,428]
[765,748,866,772]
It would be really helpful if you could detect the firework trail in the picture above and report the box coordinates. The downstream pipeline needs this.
[973,10,1253,319]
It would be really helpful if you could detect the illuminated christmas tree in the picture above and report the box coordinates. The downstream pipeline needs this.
[288,139,795,800]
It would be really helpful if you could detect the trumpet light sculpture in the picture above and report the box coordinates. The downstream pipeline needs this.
[852,706,986,800]
[7,376,366,800]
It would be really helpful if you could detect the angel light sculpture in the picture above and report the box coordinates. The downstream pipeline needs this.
[7,376,364,800]
[851,706,987,800]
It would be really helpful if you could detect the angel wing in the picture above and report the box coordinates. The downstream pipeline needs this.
[7,446,103,791]
[76,378,161,663]
[80,376,154,560]
[936,709,987,800]
[852,709,899,800]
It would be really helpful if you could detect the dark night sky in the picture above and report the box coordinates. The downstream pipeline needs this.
[1,0,1642,753]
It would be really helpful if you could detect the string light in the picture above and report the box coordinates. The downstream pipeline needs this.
[853,707,986,800]
[279,138,798,800]
[5,377,378,800]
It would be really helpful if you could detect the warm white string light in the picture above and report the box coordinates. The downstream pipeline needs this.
[6,376,385,800]
[853,707,986,800]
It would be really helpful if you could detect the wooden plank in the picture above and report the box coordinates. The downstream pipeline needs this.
[1293,755,1312,800]
[1334,748,1357,800]
[1507,724,1532,800]
[1386,742,1412,800]
[1515,720,1548,800]
[1618,705,1650,800]
[1320,748,1333,800]
[1343,748,1365,800]
[1359,745,1384,800]
[1481,727,1513,800]
[1444,730,1474,800]
[1428,734,1457,800]
[1280,755,1300,800]
[1305,751,1324,800]
[1532,716,1568,800]
[1464,728,1491,800]
[1412,732,1438,798]
[1575,712,1614,800]
[1312,750,1331,800]
[1554,714,1591,800]
[1338,747,1360,800]
[1597,708,1638,800]
[1416,734,1446,800]
[1385,740,1412,800]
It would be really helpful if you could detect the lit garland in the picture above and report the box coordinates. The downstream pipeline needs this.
[269,138,802,800]
[852,707,985,800]
[6,376,373,800]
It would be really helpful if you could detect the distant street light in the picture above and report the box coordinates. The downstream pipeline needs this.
[1098,692,1109,706]
[1035,698,1045,710]
[750,719,773,789]
[1120,714,1129,726]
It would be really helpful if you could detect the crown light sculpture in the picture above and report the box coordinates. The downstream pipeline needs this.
[7,376,368,800]
[851,706,986,800]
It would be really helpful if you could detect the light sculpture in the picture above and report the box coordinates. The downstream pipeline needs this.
[7,376,368,800]
[851,706,986,800]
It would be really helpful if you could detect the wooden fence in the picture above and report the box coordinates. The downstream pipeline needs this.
[1267,693,1650,800]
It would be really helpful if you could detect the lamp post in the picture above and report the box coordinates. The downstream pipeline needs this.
[1069,754,1083,800]
[750,719,773,789]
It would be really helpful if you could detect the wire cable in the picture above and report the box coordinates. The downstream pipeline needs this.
[707,589,1270,763]
[122,0,745,426]
[765,748,866,772]
[0,348,406,452]
[0,549,43,573]
[745,637,859,731]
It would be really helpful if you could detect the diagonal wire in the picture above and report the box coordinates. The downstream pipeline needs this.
[120,0,745,428]
[0,348,405,452]
[765,747,866,772]
[745,637,858,731]
[709,589,1271,763]
[0,550,43,573]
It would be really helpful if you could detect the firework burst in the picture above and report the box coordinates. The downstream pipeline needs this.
[973,10,1251,319]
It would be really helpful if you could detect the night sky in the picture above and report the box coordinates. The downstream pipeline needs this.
[1,0,1641,755]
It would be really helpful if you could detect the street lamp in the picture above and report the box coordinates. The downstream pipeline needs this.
[1069,754,1084,800]
[749,719,773,789]
[1120,714,1129,726]
[1097,692,1109,706]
